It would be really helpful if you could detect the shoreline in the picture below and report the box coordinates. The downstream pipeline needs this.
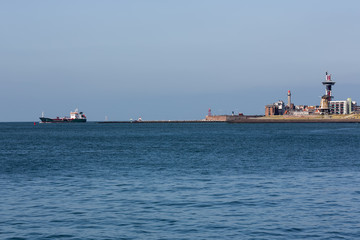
[96,118,360,124]
[228,118,360,123]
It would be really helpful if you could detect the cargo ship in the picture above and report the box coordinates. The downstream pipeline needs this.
[39,109,87,123]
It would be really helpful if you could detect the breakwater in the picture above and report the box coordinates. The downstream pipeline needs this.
[97,118,360,124]
[97,120,208,124]
[96,114,360,124]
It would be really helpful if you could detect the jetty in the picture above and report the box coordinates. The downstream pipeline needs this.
[96,114,360,124]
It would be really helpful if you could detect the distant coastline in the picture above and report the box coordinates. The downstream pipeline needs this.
[96,114,360,124]
[229,114,360,123]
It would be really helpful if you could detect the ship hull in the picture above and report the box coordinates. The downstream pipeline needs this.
[39,117,87,123]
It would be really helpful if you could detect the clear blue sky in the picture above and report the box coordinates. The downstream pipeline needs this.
[1,0,359,121]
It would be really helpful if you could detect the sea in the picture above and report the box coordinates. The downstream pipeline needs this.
[1,122,360,240]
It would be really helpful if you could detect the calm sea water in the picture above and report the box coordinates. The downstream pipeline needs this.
[1,122,360,240]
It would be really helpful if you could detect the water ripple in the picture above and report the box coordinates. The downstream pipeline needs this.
[1,123,360,239]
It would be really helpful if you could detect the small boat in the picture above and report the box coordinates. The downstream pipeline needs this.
[131,117,143,123]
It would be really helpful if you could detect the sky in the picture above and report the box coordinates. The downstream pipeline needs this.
[1,0,359,121]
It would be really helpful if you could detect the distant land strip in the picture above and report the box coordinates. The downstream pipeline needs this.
[228,118,360,123]
[97,120,211,124]
[97,118,360,124]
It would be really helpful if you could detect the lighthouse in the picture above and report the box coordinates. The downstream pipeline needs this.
[287,90,291,108]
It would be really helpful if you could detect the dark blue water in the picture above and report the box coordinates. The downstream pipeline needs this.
[1,122,360,239]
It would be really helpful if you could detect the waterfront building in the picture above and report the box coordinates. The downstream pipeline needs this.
[264,72,358,116]
[329,98,357,115]
[265,101,285,116]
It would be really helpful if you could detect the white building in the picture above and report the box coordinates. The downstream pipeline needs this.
[329,98,357,114]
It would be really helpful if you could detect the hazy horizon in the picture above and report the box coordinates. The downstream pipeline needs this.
[1,1,359,121]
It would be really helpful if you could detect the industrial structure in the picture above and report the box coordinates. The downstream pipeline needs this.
[323,72,336,99]
[319,72,335,114]
[265,72,358,116]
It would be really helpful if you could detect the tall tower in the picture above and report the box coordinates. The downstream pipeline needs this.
[322,72,336,99]
[320,72,335,114]
[287,90,291,108]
